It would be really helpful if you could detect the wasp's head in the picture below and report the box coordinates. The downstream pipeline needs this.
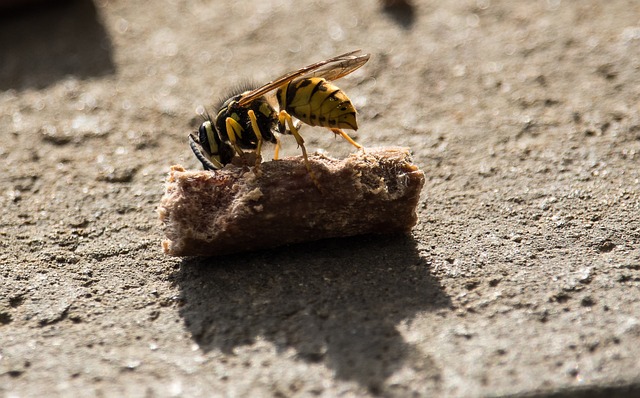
[197,120,214,155]
[189,118,234,170]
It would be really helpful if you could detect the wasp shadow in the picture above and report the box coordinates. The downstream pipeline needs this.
[0,0,115,90]
[174,234,450,391]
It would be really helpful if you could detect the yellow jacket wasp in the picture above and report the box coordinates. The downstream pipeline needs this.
[189,50,370,184]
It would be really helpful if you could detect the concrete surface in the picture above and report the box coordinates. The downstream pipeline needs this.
[1,0,639,396]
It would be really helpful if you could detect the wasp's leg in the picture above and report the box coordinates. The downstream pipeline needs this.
[247,109,264,167]
[330,128,363,150]
[278,110,321,190]
[273,135,281,160]
[225,117,246,156]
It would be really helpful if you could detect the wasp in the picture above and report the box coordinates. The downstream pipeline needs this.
[189,50,370,183]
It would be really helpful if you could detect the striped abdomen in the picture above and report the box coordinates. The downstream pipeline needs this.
[277,77,358,130]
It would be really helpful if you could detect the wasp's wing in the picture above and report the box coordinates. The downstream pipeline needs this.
[306,52,370,81]
[237,50,368,107]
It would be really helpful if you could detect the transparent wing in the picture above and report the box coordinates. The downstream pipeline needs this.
[305,52,370,81]
[238,50,369,106]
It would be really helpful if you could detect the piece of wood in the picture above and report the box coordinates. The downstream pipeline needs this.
[158,147,425,257]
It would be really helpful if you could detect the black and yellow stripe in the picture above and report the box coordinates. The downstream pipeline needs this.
[277,77,358,131]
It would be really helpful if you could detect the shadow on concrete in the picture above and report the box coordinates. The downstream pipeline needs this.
[175,234,450,392]
[0,0,115,90]
[381,0,417,30]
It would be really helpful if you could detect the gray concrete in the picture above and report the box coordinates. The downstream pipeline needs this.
[1,1,639,396]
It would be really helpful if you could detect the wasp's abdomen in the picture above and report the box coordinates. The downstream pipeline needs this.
[283,77,358,130]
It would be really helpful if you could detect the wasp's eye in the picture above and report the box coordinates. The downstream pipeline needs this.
[198,122,211,154]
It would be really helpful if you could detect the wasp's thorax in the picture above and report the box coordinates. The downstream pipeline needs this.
[214,94,279,150]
